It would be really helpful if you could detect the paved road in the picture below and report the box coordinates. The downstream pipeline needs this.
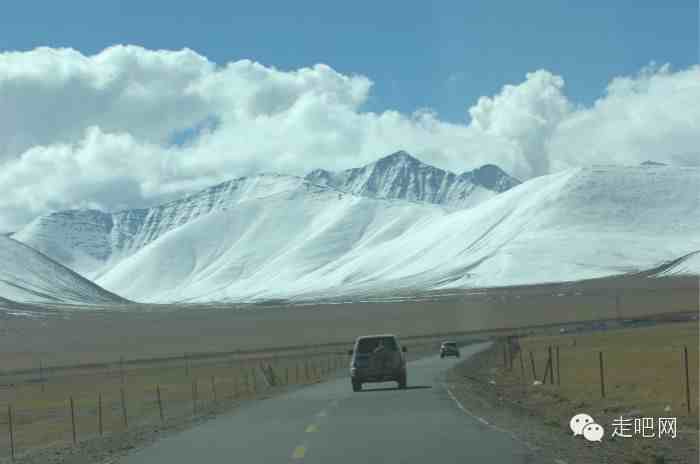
[120,343,535,463]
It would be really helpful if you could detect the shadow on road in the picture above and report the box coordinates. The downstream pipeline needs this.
[357,385,431,393]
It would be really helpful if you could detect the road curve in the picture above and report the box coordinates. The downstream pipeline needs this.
[119,343,535,463]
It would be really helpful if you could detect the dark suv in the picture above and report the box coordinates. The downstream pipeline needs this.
[440,341,460,358]
[349,334,407,392]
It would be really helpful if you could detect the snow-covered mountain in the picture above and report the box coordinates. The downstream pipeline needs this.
[11,153,700,304]
[305,151,520,207]
[13,152,518,279]
[0,235,125,304]
[13,174,312,278]
[93,165,700,303]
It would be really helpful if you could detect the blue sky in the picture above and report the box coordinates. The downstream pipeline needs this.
[1,1,697,122]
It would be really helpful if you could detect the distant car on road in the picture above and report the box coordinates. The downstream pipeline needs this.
[348,334,407,392]
[440,341,460,358]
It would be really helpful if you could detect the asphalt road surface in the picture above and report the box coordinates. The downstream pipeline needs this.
[120,343,536,463]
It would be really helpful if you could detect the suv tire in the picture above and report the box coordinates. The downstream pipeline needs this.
[398,374,407,389]
[352,380,361,392]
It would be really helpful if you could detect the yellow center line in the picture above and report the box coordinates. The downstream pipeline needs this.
[292,445,307,459]
[305,424,319,433]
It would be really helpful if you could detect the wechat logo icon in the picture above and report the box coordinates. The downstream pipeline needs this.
[570,413,604,442]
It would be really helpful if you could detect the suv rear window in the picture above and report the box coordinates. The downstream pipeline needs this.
[357,336,398,353]
[443,342,456,347]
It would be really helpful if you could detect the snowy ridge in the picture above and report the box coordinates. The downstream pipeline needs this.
[305,151,520,208]
[654,251,700,277]
[0,236,125,304]
[93,165,700,303]
[13,174,311,278]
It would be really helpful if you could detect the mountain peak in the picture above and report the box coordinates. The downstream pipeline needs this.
[375,150,422,167]
[381,150,416,160]
[305,151,519,207]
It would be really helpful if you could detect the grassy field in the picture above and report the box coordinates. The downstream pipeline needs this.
[508,321,699,421]
[471,321,700,463]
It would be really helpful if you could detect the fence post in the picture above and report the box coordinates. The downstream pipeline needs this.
[507,338,513,370]
[541,356,552,384]
[683,346,691,414]
[192,380,198,415]
[211,376,217,403]
[185,353,190,377]
[120,387,129,429]
[120,356,125,385]
[70,396,77,445]
[98,392,103,436]
[8,404,15,461]
[285,367,289,385]
[598,351,606,398]
[503,343,508,368]
[39,360,45,393]
[529,351,537,380]
[156,385,165,423]
[547,346,553,384]
[556,345,561,386]
[519,349,526,384]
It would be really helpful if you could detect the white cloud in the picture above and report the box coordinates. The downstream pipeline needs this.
[547,64,700,171]
[0,45,698,230]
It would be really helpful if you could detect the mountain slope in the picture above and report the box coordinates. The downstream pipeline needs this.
[655,251,700,277]
[0,236,126,304]
[305,151,520,207]
[13,174,310,278]
[95,165,700,303]
[96,186,446,302]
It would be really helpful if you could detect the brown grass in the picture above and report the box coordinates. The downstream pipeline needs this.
[511,321,699,420]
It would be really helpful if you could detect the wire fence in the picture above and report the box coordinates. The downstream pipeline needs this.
[0,350,345,461]
[491,323,699,419]
[0,339,441,461]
